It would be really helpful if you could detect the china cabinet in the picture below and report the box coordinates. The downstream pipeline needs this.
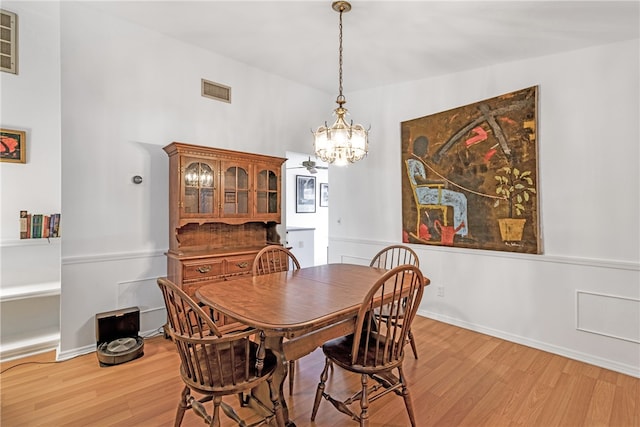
[163,142,286,295]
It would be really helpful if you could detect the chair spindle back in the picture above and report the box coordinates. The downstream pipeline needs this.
[253,245,301,276]
[370,245,419,270]
[157,278,259,391]
[351,265,425,367]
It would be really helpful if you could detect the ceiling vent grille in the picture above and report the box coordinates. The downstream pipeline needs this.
[0,9,17,74]
[201,79,231,103]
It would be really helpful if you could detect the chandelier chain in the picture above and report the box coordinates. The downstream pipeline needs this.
[337,8,344,105]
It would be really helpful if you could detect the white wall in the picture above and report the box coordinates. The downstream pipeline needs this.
[329,39,640,376]
[0,1,61,360]
[0,2,61,238]
[57,2,329,357]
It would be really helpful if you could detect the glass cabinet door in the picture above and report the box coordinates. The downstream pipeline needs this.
[223,165,249,215]
[183,160,215,215]
[256,168,279,214]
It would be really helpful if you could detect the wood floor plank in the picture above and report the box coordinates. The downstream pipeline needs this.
[536,354,568,388]
[456,374,514,426]
[558,374,598,426]
[610,381,639,427]
[482,367,539,424]
[509,375,555,426]
[585,379,617,426]
[416,359,490,425]
[435,363,504,426]
[1,317,638,427]
[522,372,575,427]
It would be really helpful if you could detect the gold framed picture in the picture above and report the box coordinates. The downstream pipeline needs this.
[0,128,26,163]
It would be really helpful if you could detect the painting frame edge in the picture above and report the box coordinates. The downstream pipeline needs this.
[0,128,27,164]
[296,175,316,213]
[319,183,329,207]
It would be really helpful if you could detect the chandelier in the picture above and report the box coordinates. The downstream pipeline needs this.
[313,1,369,166]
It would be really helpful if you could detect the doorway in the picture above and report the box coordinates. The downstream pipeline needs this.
[284,151,329,266]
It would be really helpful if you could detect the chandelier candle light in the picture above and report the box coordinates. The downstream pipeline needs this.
[313,1,369,166]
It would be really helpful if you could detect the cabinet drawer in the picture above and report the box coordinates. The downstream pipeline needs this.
[225,254,255,276]
[183,258,225,281]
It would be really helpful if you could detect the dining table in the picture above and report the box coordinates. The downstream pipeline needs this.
[196,262,425,426]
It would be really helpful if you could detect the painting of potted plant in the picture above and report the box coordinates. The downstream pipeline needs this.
[494,166,536,242]
[401,86,540,254]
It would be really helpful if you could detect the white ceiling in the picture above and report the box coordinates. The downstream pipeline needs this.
[86,1,639,94]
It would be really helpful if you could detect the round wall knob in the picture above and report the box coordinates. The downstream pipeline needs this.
[132,175,143,184]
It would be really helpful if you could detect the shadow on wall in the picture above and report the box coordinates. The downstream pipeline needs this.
[131,141,169,251]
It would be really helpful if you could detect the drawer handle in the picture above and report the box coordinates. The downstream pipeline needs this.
[196,265,211,274]
[236,262,249,269]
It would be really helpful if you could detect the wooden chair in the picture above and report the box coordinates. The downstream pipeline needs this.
[370,244,421,359]
[310,265,426,427]
[370,244,419,270]
[252,245,301,276]
[157,278,285,427]
[252,244,301,395]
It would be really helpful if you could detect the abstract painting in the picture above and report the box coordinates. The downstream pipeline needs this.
[401,86,541,254]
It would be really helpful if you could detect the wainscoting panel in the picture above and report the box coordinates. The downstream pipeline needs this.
[117,277,166,335]
[576,290,640,343]
[117,277,163,313]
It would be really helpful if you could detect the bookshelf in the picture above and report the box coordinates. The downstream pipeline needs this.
[0,235,61,361]
[19,211,61,239]
[0,281,61,302]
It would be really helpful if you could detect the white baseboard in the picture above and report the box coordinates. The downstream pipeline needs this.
[56,344,95,362]
[418,310,640,378]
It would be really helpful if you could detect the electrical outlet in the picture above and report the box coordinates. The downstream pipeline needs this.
[437,286,445,297]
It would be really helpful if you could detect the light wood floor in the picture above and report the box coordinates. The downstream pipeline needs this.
[1,317,638,426]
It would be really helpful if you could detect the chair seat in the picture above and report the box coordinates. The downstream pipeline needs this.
[322,334,403,375]
[182,340,278,395]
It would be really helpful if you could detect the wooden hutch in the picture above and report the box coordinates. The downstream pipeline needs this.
[163,142,286,296]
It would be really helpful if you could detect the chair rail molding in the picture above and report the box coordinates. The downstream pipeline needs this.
[329,236,640,271]
[62,249,166,265]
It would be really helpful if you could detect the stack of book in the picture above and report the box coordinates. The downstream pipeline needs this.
[19,211,61,239]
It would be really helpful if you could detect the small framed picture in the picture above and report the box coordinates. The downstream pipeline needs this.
[296,175,316,213]
[319,183,328,207]
[0,128,26,163]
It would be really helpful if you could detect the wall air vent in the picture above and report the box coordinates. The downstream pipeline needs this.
[0,9,17,74]
[201,79,231,103]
